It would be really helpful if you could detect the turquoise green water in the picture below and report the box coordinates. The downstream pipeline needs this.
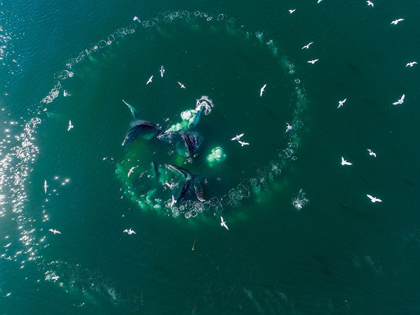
[1,1,420,314]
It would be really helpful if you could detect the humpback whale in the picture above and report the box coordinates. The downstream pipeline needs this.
[165,164,205,202]
[157,131,202,158]
[122,100,162,147]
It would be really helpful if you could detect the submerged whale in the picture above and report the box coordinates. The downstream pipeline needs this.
[165,164,205,202]
[157,131,202,158]
[122,100,162,147]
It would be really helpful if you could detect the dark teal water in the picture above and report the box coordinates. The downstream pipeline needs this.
[1,1,420,314]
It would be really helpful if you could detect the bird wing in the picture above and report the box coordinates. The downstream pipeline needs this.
[367,194,373,200]
[401,94,405,101]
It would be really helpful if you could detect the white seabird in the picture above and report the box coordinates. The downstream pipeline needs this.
[44,180,48,194]
[123,228,136,235]
[160,65,165,77]
[260,84,267,97]
[302,42,314,49]
[391,19,404,25]
[337,98,347,108]
[238,141,249,146]
[68,120,73,131]
[317,0,323,3]
[220,216,229,230]
[63,90,71,97]
[367,1,374,7]
[367,194,382,203]
[289,9,296,14]
[406,62,418,67]
[127,167,136,177]
[146,75,153,85]
[341,157,352,166]
[177,81,186,89]
[307,59,319,64]
[49,229,61,234]
[285,123,292,133]
[133,16,141,23]
[367,149,376,157]
[231,133,244,141]
[392,94,405,105]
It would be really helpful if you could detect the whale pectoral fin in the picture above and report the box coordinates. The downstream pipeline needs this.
[194,182,205,202]
[122,100,138,119]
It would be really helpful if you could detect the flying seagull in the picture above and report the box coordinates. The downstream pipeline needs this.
[133,16,141,23]
[177,81,186,89]
[44,180,48,194]
[231,133,244,141]
[391,19,404,25]
[285,123,292,133]
[406,62,417,67]
[220,216,229,230]
[289,9,296,14]
[367,1,374,7]
[67,120,73,131]
[123,228,136,235]
[341,157,352,166]
[307,59,319,64]
[367,194,382,203]
[260,84,267,97]
[49,229,61,234]
[392,94,405,105]
[337,98,347,108]
[302,42,314,49]
[238,141,249,146]
[127,167,135,177]
[63,90,71,97]
[146,75,153,85]
[367,149,376,157]
[317,0,323,3]
[160,65,165,77]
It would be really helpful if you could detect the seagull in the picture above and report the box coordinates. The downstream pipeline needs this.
[317,0,323,3]
[220,216,229,230]
[133,16,141,23]
[63,90,71,97]
[238,141,249,146]
[260,84,267,97]
[302,42,314,49]
[337,98,347,108]
[367,194,382,203]
[231,133,244,141]
[44,180,48,194]
[177,81,186,89]
[367,0,374,7]
[127,167,135,177]
[307,59,319,64]
[341,157,352,166]
[391,19,404,25]
[392,94,405,105]
[406,62,418,67]
[170,195,177,208]
[146,75,153,85]
[49,229,61,234]
[289,9,296,14]
[367,149,376,157]
[285,122,292,133]
[123,228,136,235]
[160,65,165,77]
[67,120,73,131]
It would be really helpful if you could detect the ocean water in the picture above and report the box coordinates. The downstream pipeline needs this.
[1,1,420,314]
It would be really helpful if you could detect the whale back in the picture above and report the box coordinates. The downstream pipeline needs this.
[122,120,162,147]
